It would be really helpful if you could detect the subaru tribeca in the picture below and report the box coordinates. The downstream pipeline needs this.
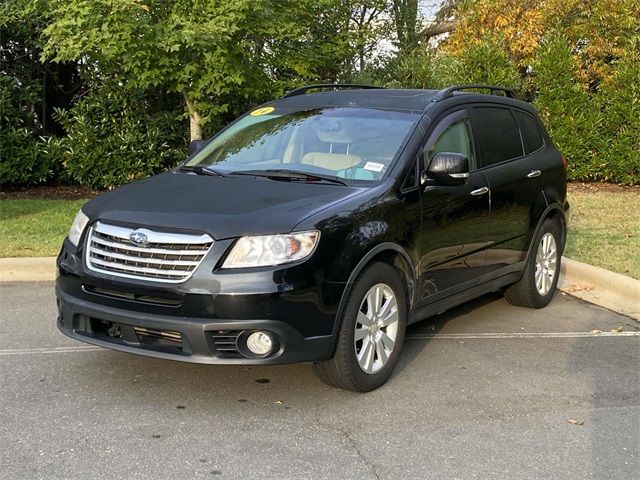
[56,84,568,391]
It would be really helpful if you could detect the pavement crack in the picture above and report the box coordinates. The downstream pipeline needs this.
[313,410,381,480]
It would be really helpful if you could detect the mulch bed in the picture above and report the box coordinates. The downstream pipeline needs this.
[568,181,639,194]
[0,185,100,200]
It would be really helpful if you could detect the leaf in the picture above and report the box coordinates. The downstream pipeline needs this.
[567,419,584,426]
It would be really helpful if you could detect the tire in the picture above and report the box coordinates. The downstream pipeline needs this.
[504,218,563,308]
[313,262,407,392]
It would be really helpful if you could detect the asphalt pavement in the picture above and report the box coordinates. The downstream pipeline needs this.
[1,282,638,480]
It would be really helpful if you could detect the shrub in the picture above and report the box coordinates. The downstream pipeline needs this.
[0,76,63,186]
[534,35,640,184]
[56,84,188,189]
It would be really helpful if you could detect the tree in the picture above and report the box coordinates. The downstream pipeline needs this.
[391,0,420,55]
[43,0,331,141]
[351,1,388,73]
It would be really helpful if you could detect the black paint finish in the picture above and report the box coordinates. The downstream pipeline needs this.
[56,88,567,365]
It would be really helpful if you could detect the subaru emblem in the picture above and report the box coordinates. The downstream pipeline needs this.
[129,230,149,246]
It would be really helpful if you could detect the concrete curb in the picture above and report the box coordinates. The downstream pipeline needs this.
[557,257,640,321]
[0,257,57,282]
[1,255,638,320]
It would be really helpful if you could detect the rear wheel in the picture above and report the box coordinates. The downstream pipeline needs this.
[313,262,407,392]
[504,218,562,308]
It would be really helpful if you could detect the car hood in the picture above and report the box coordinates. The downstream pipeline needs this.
[82,172,366,239]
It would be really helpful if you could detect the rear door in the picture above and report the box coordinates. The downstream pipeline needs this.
[470,105,544,279]
[417,108,490,304]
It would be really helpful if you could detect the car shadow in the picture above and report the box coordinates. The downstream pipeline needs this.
[75,291,506,402]
[393,291,505,376]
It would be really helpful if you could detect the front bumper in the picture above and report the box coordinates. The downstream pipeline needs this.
[56,288,335,364]
[55,237,343,365]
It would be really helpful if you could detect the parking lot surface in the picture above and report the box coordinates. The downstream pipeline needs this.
[1,282,638,480]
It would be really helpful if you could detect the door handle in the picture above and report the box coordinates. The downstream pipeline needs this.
[470,187,489,196]
[527,169,541,178]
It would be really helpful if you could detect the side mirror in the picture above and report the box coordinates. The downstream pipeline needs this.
[423,152,469,186]
[188,139,207,157]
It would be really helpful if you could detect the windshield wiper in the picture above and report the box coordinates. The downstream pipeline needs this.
[228,169,348,186]
[177,165,226,177]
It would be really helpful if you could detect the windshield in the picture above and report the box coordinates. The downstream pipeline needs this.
[185,107,420,182]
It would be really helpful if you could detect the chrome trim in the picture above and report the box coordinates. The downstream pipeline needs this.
[85,222,213,283]
[89,257,190,277]
[449,172,469,179]
[90,236,206,256]
[93,222,212,244]
[89,247,201,267]
[527,169,542,178]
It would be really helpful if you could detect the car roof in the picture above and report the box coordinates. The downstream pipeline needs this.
[272,88,440,113]
[270,87,536,115]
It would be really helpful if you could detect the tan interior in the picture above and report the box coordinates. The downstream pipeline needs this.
[301,153,362,170]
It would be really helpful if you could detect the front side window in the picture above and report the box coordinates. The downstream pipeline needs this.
[422,110,475,171]
[186,107,420,182]
[472,107,524,167]
[427,119,475,164]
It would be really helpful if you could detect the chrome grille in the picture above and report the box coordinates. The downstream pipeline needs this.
[86,222,213,283]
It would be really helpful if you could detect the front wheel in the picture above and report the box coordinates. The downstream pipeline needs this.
[504,218,563,308]
[313,262,407,392]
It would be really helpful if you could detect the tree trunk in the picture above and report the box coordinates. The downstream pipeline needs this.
[184,94,202,141]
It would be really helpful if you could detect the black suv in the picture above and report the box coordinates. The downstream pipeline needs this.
[56,84,568,391]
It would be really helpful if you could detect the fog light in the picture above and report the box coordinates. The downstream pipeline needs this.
[246,331,273,356]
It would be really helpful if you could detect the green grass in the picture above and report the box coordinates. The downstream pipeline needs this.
[565,189,640,279]
[0,199,88,257]
[1,190,639,280]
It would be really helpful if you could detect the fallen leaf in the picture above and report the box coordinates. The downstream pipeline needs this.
[611,326,624,333]
[590,329,602,334]
[567,284,594,293]
[274,400,283,405]
[567,419,584,426]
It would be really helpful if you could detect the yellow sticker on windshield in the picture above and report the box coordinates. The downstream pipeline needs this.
[250,106,275,116]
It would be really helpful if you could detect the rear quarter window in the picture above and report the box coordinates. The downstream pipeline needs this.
[514,110,544,154]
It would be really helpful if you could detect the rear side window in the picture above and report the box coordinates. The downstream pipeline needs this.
[472,107,523,167]
[514,110,544,154]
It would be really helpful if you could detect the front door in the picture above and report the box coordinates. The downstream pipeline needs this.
[417,109,490,304]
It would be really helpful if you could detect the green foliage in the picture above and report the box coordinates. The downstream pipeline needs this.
[54,84,187,190]
[390,35,525,94]
[42,0,353,138]
[2,0,638,188]
[534,35,640,184]
[533,36,601,181]
[0,76,63,186]
[389,4,639,185]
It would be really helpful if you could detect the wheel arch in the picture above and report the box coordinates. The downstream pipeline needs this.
[331,243,416,335]
[525,202,567,265]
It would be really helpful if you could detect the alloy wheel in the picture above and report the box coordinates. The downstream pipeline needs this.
[354,283,399,374]
[535,232,557,295]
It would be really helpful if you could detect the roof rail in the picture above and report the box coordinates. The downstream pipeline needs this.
[432,84,517,102]
[282,84,385,98]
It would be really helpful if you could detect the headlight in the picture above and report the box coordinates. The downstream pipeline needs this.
[222,231,320,268]
[68,209,89,247]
